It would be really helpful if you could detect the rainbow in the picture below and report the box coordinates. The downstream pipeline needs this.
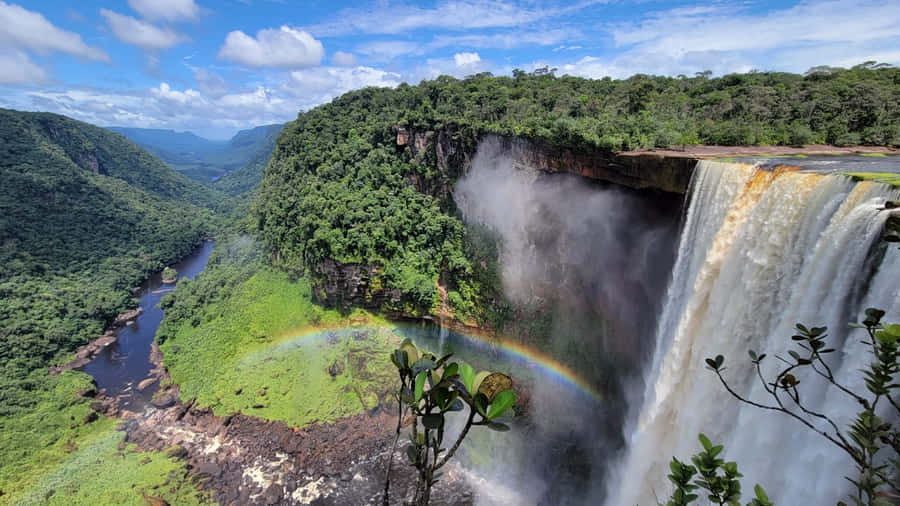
[267,321,606,403]
[390,322,606,403]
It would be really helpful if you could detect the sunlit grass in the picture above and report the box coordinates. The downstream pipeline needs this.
[0,372,209,506]
[161,268,398,428]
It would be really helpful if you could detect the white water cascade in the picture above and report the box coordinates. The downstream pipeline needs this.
[611,161,900,505]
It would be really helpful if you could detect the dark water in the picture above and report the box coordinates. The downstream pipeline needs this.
[82,241,214,409]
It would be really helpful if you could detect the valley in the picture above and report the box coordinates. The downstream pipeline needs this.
[2,61,899,506]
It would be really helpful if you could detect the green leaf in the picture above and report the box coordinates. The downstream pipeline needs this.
[406,445,418,464]
[414,371,426,402]
[486,421,510,432]
[400,339,419,365]
[754,484,769,502]
[698,433,712,451]
[442,362,459,379]
[459,363,475,393]
[487,389,516,419]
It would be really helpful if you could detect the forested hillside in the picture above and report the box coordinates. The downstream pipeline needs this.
[111,124,283,182]
[256,63,900,323]
[0,107,222,428]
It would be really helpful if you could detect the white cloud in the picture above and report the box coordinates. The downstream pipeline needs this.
[191,67,228,97]
[308,0,602,36]
[355,40,420,62]
[286,65,402,106]
[591,0,900,77]
[218,25,324,68]
[100,9,185,50]
[0,51,47,84]
[13,64,398,136]
[331,51,357,67]
[127,0,200,21]
[0,2,108,61]
[454,52,481,67]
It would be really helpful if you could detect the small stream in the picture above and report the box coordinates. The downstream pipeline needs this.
[82,241,215,409]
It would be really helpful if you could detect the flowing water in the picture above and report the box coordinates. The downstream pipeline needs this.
[82,241,215,409]
[611,161,900,505]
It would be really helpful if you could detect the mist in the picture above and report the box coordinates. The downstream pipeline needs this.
[450,137,682,504]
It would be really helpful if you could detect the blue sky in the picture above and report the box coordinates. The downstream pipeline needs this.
[1,0,898,138]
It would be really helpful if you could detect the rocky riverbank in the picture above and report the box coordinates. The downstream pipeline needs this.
[88,343,473,505]
[49,307,143,375]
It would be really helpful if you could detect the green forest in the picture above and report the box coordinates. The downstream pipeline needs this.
[257,63,900,323]
[1,62,898,504]
[0,109,231,501]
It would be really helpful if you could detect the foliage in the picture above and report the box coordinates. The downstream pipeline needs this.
[664,434,772,506]
[0,372,209,505]
[257,64,900,323]
[382,339,516,505]
[0,109,224,501]
[704,309,900,505]
[158,238,396,427]
[162,267,178,281]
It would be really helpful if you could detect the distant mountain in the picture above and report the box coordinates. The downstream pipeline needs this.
[109,124,283,184]
[213,124,284,196]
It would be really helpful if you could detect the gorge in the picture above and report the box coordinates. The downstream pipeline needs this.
[3,65,900,506]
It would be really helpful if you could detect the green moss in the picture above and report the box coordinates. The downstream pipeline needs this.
[161,268,398,427]
[844,172,900,187]
[0,371,209,506]
[861,152,888,157]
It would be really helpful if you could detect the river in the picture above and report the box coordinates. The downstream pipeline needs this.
[82,241,215,410]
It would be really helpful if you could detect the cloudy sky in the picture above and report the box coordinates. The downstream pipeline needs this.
[1,0,898,138]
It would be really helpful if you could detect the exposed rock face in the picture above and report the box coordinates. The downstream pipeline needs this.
[313,258,401,309]
[395,126,693,194]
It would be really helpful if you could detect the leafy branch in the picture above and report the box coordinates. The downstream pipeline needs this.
[704,308,900,505]
[383,338,516,506]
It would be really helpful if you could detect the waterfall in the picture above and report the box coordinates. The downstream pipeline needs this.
[612,161,900,505]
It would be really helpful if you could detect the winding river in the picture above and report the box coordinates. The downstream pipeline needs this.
[82,241,215,409]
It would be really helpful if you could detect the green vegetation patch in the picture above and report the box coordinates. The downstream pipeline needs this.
[159,248,397,427]
[0,371,208,505]
[844,172,900,187]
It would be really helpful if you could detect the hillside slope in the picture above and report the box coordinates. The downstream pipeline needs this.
[0,107,224,405]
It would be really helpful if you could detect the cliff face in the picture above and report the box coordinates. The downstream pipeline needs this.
[314,259,401,309]
[394,125,694,194]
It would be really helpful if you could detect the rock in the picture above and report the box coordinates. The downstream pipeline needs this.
[151,392,177,409]
[263,485,283,505]
[82,411,99,424]
[137,378,157,391]
[193,462,222,480]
